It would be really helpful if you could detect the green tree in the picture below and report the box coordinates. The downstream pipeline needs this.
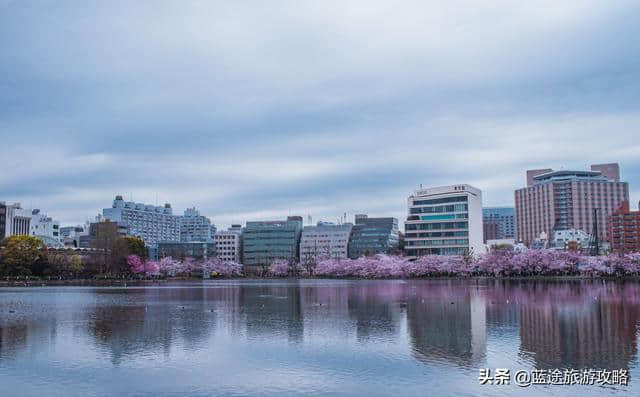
[122,236,147,260]
[68,254,85,277]
[0,235,45,277]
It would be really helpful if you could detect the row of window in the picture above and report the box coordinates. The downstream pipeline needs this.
[410,204,468,214]
[412,196,468,206]
[405,231,468,238]
[405,222,468,231]
[406,239,469,247]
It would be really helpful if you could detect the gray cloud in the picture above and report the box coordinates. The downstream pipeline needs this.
[1,0,639,228]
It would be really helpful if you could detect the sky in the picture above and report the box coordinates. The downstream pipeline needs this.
[1,0,639,230]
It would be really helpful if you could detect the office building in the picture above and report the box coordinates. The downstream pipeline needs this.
[608,201,640,253]
[102,195,180,248]
[157,241,216,260]
[0,202,32,238]
[214,225,243,263]
[242,216,303,270]
[405,184,484,257]
[515,163,629,246]
[300,222,353,261]
[180,207,215,242]
[482,207,515,242]
[348,214,399,259]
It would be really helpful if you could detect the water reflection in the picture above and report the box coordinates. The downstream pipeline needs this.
[1,280,639,396]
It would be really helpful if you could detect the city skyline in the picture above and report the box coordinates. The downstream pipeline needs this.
[2,2,639,229]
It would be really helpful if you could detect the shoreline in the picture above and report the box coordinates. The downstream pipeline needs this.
[2,275,640,287]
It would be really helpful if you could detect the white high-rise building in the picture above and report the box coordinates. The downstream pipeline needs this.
[103,195,180,248]
[214,225,243,263]
[405,184,484,257]
[180,207,215,242]
[300,222,352,260]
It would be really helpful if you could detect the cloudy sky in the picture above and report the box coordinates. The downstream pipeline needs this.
[1,1,639,229]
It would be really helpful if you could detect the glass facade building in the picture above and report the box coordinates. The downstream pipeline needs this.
[157,241,217,260]
[348,215,399,259]
[482,207,515,242]
[242,216,303,270]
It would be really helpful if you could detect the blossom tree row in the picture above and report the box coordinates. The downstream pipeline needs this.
[127,250,640,279]
[127,255,242,277]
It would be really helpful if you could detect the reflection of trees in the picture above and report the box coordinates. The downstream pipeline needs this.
[2,279,639,373]
[0,323,29,359]
[0,318,59,360]
[85,285,242,365]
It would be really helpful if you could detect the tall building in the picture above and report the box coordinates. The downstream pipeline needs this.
[608,201,640,253]
[214,225,243,263]
[404,184,484,257]
[482,207,515,242]
[180,207,215,242]
[102,195,180,248]
[300,222,353,261]
[514,163,629,246]
[29,209,60,241]
[348,215,399,259]
[0,202,32,238]
[242,216,303,270]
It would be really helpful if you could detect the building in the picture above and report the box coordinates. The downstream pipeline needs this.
[404,184,484,257]
[514,163,629,246]
[180,207,215,242]
[59,225,85,247]
[608,201,640,253]
[29,209,60,241]
[102,195,180,248]
[348,214,399,259]
[482,207,515,242]
[0,202,32,238]
[300,222,353,261]
[157,241,216,260]
[214,225,243,263]
[242,216,303,270]
[552,229,591,251]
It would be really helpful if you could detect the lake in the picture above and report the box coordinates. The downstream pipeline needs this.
[1,279,639,396]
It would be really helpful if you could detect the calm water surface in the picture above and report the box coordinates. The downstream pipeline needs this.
[1,279,639,396]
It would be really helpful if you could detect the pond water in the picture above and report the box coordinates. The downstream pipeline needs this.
[0,279,639,396]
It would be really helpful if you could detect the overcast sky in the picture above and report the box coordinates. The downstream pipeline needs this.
[1,1,639,229]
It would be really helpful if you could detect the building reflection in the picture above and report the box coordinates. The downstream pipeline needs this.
[516,281,640,369]
[239,282,304,343]
[406,281,487,366]
[1,280,639,373]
